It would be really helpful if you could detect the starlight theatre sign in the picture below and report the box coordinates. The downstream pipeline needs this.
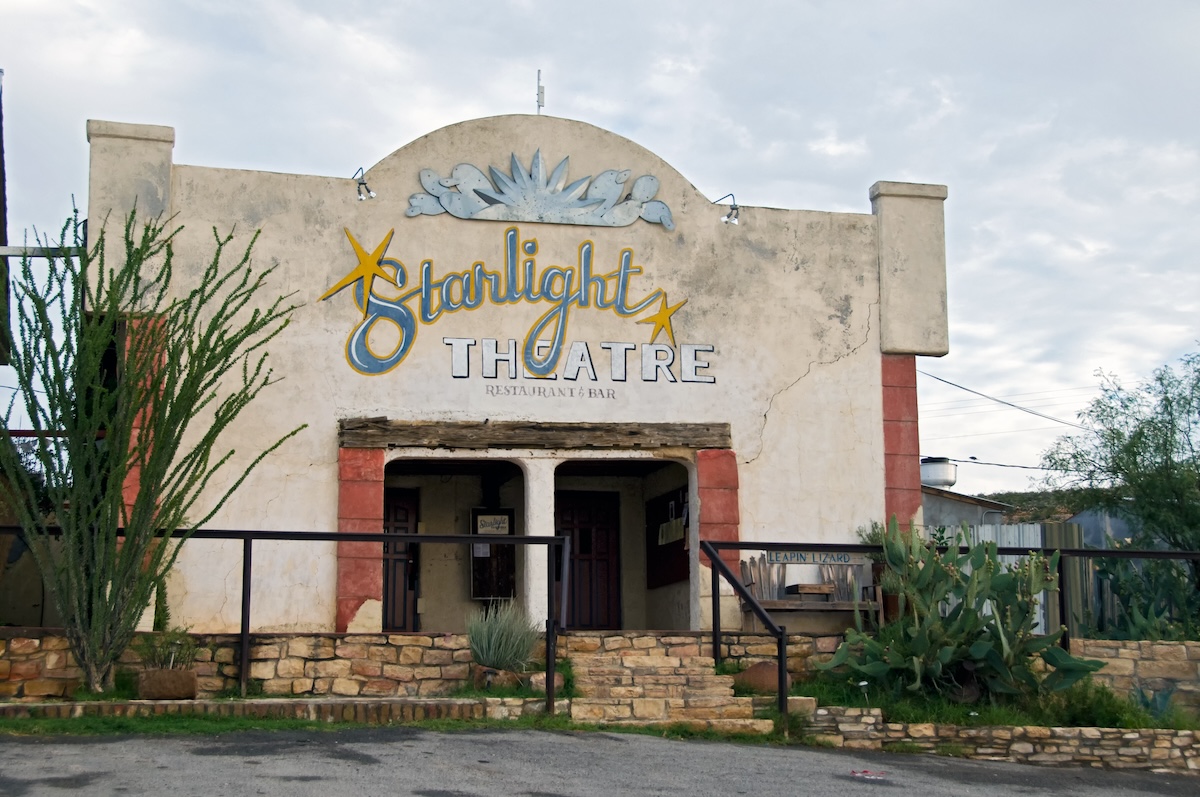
[320,152,713,386]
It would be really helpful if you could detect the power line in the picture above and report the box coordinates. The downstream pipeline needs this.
[923,399,1093,420]
[917,370,1090,431]
[923,424,1065,441]
[920,385,1096,408]
[944,457,1062,471]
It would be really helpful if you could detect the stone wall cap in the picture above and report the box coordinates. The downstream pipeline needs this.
[87,120,176,146]
[869,181,948,201]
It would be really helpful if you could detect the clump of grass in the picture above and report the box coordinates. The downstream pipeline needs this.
[467,601,539,673]
[70,670,138,702]
[714,660,746,676]
[213,678,265,699]
[882,740,924,754]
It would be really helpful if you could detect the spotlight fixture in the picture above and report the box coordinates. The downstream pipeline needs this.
[353,167,376,201]
[714,193,739,225]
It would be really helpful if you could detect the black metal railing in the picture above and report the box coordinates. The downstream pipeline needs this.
[699,540,788,718]
[0,526,571,714]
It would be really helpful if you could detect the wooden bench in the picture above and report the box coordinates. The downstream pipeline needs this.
[738,554,881,632]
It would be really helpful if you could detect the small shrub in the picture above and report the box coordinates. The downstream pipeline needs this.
[131,628,198,670]
[715,660,746,676]
[467,600,539,672]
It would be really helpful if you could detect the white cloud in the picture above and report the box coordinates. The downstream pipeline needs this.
[4,0,1200,494]
[806,124,869,159]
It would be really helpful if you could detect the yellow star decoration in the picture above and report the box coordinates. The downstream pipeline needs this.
[637,294,688,346]
[320,228,398,317]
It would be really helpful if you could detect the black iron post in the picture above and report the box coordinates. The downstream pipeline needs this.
[239,536,253,697]
[545,541,557,715]
[776,625,788,723]
[711,555,721,666]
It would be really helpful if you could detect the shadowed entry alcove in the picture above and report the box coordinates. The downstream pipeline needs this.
[383,458,524,633]
[554,459,691,631]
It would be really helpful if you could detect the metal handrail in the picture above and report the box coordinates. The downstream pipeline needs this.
[699,540,787,719]
[0,526,570,713]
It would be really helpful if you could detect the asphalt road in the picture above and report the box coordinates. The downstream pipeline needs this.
[0,727,1195,797]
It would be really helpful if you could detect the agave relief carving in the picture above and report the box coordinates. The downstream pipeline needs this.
[406,150,675,230]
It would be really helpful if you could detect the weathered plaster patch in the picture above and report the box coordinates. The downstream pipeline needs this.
[347,599,383,633]
[742,302,878,465]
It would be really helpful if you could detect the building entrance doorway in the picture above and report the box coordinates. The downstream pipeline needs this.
[383,487,420,632]
[556,490,622,630]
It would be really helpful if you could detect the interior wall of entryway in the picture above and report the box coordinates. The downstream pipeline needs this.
[384,460,524,634]
[554,460,690,631]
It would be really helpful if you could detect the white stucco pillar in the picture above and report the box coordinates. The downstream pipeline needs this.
[870,180,950,356]
[520,456,561,626]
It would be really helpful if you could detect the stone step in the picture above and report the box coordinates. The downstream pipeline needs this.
[577,683,734,699]
[750,694,818,718]
[580,717,777,736]
[572,654,717,669]
[571,695,758,722]
[572,672,732,685]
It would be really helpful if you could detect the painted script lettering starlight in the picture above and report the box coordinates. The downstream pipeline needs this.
[320,226,712,382]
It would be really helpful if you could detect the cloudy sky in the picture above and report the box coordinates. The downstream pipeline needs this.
[2,0,1197,495]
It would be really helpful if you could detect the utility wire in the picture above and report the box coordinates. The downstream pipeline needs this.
[945,457,1063,471]
[918,370,1090,431]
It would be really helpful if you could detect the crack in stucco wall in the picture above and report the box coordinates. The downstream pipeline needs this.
[741,301,878,466]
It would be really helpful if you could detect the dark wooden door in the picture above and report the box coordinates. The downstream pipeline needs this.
[383,488,419,632]
[556,490,621,630]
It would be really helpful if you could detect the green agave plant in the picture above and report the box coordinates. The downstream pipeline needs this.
[467,600,540,673]
[821,518,1103,699]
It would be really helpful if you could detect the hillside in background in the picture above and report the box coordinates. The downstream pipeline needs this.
[976,489,1092,524]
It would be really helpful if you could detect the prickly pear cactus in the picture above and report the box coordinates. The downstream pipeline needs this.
[820,518,1103,698]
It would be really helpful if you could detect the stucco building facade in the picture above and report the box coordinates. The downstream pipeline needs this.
[83,114,949,635]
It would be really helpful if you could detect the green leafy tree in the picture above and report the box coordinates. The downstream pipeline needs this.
[1042,352,1200,594]
[0,211,302,691]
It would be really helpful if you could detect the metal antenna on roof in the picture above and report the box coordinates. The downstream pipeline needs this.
[536,70,545,115]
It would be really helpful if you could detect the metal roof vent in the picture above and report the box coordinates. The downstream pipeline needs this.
[920,456,957,488]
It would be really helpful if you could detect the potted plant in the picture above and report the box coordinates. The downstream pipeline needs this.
[858,519,907,621]
[467,600,540,690]
[133,627,199,699]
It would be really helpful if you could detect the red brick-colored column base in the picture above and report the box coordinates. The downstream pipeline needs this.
[882,354,922,529]
[336,448,385,632]
[697,449,740,570]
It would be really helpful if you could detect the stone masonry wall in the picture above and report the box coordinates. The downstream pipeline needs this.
[1073,639,1200,712]
[2,629,844,700]
[809,706,1200,774]
[561,629,841,675]
[0,630,482,700]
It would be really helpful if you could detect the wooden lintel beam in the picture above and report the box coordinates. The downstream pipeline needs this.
[338,418,732,451]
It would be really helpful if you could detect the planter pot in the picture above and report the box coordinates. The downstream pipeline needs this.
[872,562,902,622]
[137,669,197,700]
[470,665,524,691]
